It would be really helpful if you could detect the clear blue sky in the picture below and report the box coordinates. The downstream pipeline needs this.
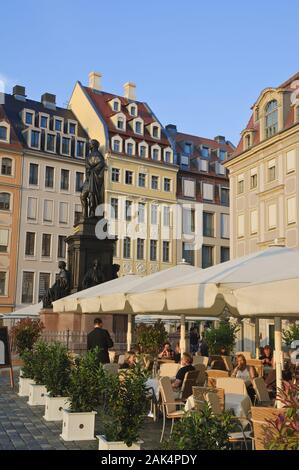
[1,0,299,146]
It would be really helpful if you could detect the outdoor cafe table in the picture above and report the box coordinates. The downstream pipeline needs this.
[184,394,248,418]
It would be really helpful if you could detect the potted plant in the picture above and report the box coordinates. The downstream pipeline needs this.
[135,320,168,355]
[28,341,50,406]
[60,348,105,441]
[17,349,35,397]
[162,404,233,450]
[97,366,149,450]
[43,342,71,421]
[204,320,239,356]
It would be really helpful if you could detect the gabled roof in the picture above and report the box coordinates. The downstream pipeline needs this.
[0,103,22,151]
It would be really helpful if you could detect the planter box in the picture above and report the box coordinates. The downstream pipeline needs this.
[97,435,142,451]
[60,409,97,441]
[18,377,35,397]
[43,395,70,421]
[27,384,47,406]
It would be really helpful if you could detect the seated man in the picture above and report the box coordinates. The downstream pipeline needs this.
[172,352,195,390]
[158,341,174,359]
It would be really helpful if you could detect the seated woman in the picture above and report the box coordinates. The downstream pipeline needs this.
[119,351,137,369]
[259,345,274,367]
[158,341,174,360]
[231,354,257,402]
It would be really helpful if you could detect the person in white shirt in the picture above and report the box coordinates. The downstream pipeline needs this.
[231,354,257,402]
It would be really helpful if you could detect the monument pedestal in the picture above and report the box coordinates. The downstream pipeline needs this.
[40,309,113,333]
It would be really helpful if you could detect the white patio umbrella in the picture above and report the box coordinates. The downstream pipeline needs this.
[3,302,43,319]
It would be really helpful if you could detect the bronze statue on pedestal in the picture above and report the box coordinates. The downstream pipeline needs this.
[42,261,71,308]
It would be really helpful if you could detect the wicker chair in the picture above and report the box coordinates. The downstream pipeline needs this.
[216,377,248,396]
[246,359,264,377]
[207,369,229,380]
[221,356,234,372]
[252,377,272,405]
[193,356,209,367]
[192,386,225,412]
[180,370,200,401]
[235,351,253,360]
[251,406,285,450]
[159,376,185,443]
[193,364,207,386]
[159,363,181,378]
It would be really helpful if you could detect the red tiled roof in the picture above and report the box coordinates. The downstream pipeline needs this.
[84,87,170,147]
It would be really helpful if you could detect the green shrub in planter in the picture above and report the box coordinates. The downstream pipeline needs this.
[162,404,233,450]
[204,320,239,355]
[20,349,35,380]
[67,348,106,413]
[31,340,51,385]
[11,318,44,357]
[43,342,71,397]
[135,320,168,355]
[100,366,150,447]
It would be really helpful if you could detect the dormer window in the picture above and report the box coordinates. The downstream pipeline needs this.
[46,133,56,153]
[219,149,227,161]
[54,118,63,132]
[265,100,278,138]
[153,126,159,138]
[113,139,121,153]
[39,114,49,129]
[152,146,161,161]
[117,117,125,130]
[110,98,121,113]
[0,126,8,142]
[68,121,77,135]
[61,136,71,156]
[113,101,120,112]
[164,148,173,163]
[139,142,148,158]
[30,129,41,149]
[184,142,192,155]
[135,121,142,134]
[201,146,209,158]
[128,103,137,116]
[25,111,34,126]
[125,139,135,156]
[245,134,251,149]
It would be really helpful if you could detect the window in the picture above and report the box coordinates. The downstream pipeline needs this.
[250,210,258,234]
[60,169,69,190]
[0,126,7,141]
[221,187,229,206]
[220,213,229,239]
[152,148,159,160]
[250,171,258,189]
[183,179,195,198]
[0,229,9,252]
[268,204,277,229]
[201,146,209,158]
[113,101,120,112]
[237,176,244,194]
[76,172,84,192]
[117,117,124,130]
[42,234,51,257]
[27,197,37,220]
[61,137,71,155]
[43,200,53,222]
[40,115,48,128]
[74,204,82,225]
[151,175,159,190]
[151,204,158,225]
[164,151,172,163]
[268,160,276,182]
[25,232,35,256]
[1,158,12,176]
[152,126,159,138]
[125,170,133,185]
[164,178,171,192]
[182,242,194,265]
[286,150,296,173]
[202,245,214,269]
[111,168,120,182]
[123,237,131,258]
[220,247,230,263]
[22,272,34,303]
[0,272,6,295]
[138,203,145,223]
[245,134,251,149]
[163,206,170,226]
[113,139,121,153]
[163,241,170,262]
[138,173,146,187]
[137,238,144,260]
[29,163,38,185]
[265,100,278,138]
[183,208,195,234]
[30,130,40,149]
[25,112,33,126]
[150,240,157,261]
[140,145,147,158]
[46,133,55,152]
[0,193,10,211]
[287,197,296,225]
[68,122,77,135]
[111,198,119,219]
[203,212,214,237]
[58,236,66,258]
[76,140,85,158]
[38,273,50,302]
[54,118,63,132]
[125,200,132,221]
[219,149,226,161]
[237,214,245,237]
[45,166,54,188]
[203,183,214,201]
[59,202,69,224]
[184,143,192,155]
[127,142,134,156]
[135,121,142,134]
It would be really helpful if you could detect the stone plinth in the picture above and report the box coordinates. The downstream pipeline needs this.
[40,308,113,333]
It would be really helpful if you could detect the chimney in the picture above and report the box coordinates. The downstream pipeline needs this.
[89,72,102,91]
[214,135,226,144]
[13,85,26,101]
[41,93,56,110]
[123,82,136,100]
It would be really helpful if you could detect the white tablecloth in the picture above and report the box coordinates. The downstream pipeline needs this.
[184,394,248,417]
[146,378,160,400]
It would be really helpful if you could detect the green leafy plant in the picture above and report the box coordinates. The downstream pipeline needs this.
[204,320,239,355]
[30,340,51,385]
[20,349,35,379]
[11,318,44,356]
[43,342,71,397]
[162,404,233,450]
[67,348,106,413]
[263,382,299,450]
[282,323,299,347]
[135,320,168,355]
[100,366,150,446]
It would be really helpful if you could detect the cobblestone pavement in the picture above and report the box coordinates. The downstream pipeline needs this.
[0,371,163,450]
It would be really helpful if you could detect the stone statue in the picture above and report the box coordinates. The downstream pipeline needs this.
[80,139,106,218]
[82,259,104,289]
[42,261,71,308]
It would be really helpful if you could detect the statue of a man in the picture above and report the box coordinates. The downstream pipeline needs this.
[80,139,106,218]
[82,259,104,289]
[43,261,71,308]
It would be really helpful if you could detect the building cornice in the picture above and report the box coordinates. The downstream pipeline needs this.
[257,184,285,200]
[107,152,178,173]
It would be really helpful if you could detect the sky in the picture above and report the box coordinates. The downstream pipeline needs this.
[1,0,299,146]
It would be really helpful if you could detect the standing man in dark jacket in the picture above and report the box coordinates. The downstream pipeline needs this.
[87,318,114,364]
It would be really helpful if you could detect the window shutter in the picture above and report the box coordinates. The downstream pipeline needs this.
[59,202,69,224]
[287,197,296,224]
[183,179,195,197]
[250,210,258,234]
[44,200,53,222]
[203,183,214,201]
[27,197,37,219]
[0,229,9,246]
